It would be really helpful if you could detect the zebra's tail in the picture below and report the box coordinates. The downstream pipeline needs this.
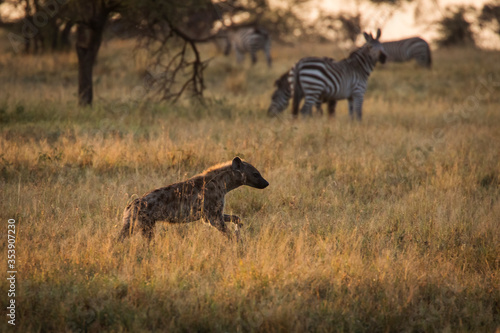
[425,43,432,68]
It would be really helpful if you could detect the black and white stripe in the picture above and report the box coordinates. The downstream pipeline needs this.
[224,26,272,67]
[292,29,387,120]
[268,57,336,116]
[382,37,431,68]
[268,70,292,116]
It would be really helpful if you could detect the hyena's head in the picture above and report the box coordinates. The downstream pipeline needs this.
[231,157,269,189]
[363,28,387,65]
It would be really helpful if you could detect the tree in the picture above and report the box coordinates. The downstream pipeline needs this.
[3,0,339,106]
[436,6,476,47]
[7,0,74,53]
[67,1,119,106]
[479,1,500,36]
[68,0,211,106]
[122,0,214,103]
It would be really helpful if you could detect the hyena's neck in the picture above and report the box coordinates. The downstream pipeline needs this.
[203,166,242,193]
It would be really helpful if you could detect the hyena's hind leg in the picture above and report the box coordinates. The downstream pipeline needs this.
[118,199,156,242]
[140,214,156,242]
[118,200,139,241]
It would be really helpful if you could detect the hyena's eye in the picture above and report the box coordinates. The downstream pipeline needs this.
[253,172,260,178]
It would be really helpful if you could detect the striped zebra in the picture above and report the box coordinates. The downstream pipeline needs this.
[224,26,272,67]
[292,29,387,120]
[268,57,336,116]
[382,37,431,68]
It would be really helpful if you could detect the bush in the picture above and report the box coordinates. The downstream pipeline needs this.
[436,6,476,47]
[478,1,500,36]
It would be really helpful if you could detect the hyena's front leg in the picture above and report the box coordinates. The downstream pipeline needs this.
[225,214,245,242]
[224,214,243,242]
[206,213,233,240]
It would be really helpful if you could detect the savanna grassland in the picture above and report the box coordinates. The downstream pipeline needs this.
[0,29,499,332]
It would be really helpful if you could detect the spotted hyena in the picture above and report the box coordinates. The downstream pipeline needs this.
[118,157,269,242]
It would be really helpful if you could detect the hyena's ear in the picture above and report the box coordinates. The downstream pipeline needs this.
[232,157,243,171]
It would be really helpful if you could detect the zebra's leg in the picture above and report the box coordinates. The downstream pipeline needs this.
[327,99,337,117]
[348,97,354,119]
[235,48,244,64]
[315,102,324,116]
[415,55,424,67]
[265,45,272,68]
[292,87,301,118]
[418,55,431,68]
[223,39,232,56]
[425,50,432,68]
[300,96,316,116]
[250,51,257,65]
[352,94,364,121]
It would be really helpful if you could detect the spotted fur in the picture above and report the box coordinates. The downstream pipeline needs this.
[118,157,269,242]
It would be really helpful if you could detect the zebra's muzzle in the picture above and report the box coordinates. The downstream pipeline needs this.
[268,105,281,117]
[379,52,387,64]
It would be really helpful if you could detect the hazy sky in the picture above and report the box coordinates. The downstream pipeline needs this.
[1,0,498,49]
[319,0,499,48]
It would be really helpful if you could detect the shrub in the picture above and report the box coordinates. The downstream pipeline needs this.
[436,6,476,47]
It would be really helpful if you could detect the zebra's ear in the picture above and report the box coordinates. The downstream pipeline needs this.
[232,157,243,171]
[363,32,371,42]
[376,28,381,40]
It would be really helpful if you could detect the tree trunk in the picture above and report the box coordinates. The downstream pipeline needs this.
[76,23,104,106]
[60,21,74,51]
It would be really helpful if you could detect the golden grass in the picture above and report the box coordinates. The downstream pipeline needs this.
[0,33,499,332]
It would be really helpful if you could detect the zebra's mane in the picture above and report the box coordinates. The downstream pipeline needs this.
[345,44,376,75]
[347,44,370,62]
[275,71,290,88]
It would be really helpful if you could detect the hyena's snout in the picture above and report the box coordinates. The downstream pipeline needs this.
[255,176,269,189]
[233,157,269,189]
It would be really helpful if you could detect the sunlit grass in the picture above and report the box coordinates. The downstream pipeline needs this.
[0,36,499,332]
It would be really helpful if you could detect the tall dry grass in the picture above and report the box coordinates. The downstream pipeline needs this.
[0,32,499,332]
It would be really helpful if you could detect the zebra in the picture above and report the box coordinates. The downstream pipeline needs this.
[223,26,272,67]
[381,37,431,68]
[268,57,337,116]
[291,29,387,121]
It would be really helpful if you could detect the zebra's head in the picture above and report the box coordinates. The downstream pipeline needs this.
[268,71,291,116]
[363,29,387,65]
